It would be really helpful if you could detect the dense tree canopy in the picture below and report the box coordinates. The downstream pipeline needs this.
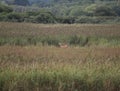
[0,0,120,24]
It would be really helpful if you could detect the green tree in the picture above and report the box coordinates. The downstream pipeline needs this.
[69,6,87,17]
[84,4,97,16]
[94,5,117,16]
[34,12,56,23]
[112,5,120,16]
[5,13,24,22]
[0,4,13,13]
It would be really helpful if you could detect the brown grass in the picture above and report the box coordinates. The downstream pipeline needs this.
[0,22,120,37]
[0,46,120,70]
[0,22,120,91]
[0,46,120,91]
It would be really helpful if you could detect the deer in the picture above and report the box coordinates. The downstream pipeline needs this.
[58,43,68,48]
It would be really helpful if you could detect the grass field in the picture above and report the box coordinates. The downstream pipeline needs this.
[0,22,120,47]
[0,22,120,91]
[0,22,120,37]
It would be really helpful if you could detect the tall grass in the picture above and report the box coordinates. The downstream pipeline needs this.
[0,36,120,46]
[0,67,120,91]
[0,46,120,91]
[0,22,120,91]
[0,22,120,47]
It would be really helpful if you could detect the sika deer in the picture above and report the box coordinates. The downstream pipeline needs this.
[58,43,68,48]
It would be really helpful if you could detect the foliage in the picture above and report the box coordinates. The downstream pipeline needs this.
[75,16,100,23]
[69,35,89,46]
[0,4,13,13]
[69,6,87,16]
[94,5,117,16]
[112,5,120,16]
[5,12,24,22]
[84,4,97,16]
[56,17,75,24]
[1,3,120,24]
[34,12,56,23]
[41,36,59,46]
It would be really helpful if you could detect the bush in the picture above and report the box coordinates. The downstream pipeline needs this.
[0,13,7,21]
[75,16,120,24]
[0,38,7,46]
[69,6,87,17]
[84,4,97,16]
[112,6,120,16]
[75,16,101,24]
[5,13,24,22]
[34,12,56,23]
[69,35,88,46]
[0,5,13,13]
[94,5,117,16]
[26,11,41,16]
[24,11,57,23]
[41,37,59,46]
[56,17,75,24]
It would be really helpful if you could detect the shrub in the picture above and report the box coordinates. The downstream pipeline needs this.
[41,37,59,46]
[69,6,87,17]
[0,13,7,21]
[56,17,75,24]
[26,11,41,16]
[94,5,117,16]
[27,37,37,45]
[34,12,56,23]
[0,4,13,13]
[75,16,99,24]
[84,4,97,16]
[0,38,7,46]
[112,6,120,16]
[69,35,88,46]
[5,13,24,22]
[69,35,81,45]
[75,16,120,24]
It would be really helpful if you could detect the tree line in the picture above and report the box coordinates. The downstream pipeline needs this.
[0,1,120,24]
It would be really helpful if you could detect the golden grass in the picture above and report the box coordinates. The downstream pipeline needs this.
[0,45,120,70]
[0,22,120,91]
[0,22,120,37]
[0,46,120,91]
